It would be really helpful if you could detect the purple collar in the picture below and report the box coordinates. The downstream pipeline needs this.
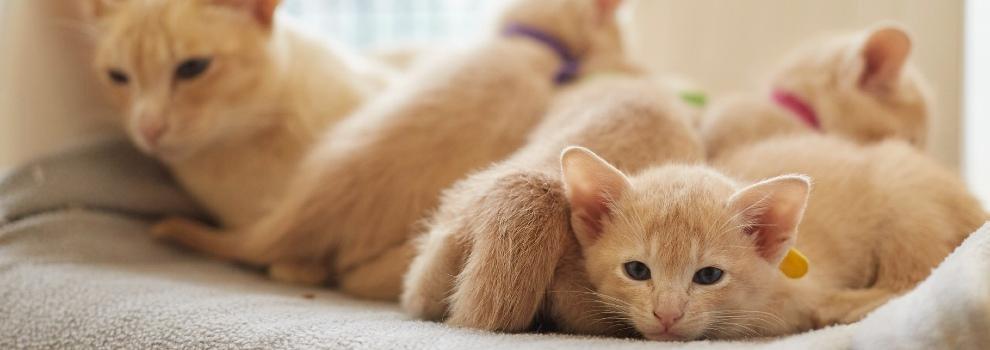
[772,89,821,130]
[504,24,580,85]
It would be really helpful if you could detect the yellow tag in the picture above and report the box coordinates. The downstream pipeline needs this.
[779,248,809,279]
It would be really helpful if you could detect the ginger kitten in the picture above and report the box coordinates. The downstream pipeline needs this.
[557,135,985,340]
[701,24,931,158]
[83,0,388,228]
[156,0,630,300]
[401,75,704,332]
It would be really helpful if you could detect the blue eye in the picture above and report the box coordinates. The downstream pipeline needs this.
[175,58,212,80]
[623,261,651,281]
[693,267,724,285]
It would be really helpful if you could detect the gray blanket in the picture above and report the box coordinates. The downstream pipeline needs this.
[2,141,986,349]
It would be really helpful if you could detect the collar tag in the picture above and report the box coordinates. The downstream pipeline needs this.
[779,248,809,279]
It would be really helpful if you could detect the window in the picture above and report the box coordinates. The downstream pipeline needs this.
[280,0,499,49]
[966,0,989,207]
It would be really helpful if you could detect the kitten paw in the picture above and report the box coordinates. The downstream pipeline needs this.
[268,261,330,286]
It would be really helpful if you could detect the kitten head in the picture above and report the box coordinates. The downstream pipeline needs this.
[498,0,627,68]
[560,147,810,340]
[771,23,930,146]
[82,0,281,161]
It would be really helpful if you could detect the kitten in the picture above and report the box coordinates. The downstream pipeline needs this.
[155,0,630,300]
[82,0,389,228]
[401,75,704,332]
[701,24,931,159]
[557,135,985,340]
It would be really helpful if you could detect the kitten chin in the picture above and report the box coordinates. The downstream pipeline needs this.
[701,23,931,159]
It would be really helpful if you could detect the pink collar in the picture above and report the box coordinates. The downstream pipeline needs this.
[772,89,821,130]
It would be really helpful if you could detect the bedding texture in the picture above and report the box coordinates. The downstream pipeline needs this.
[0,141,987,349]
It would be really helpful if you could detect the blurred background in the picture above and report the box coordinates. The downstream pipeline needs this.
[0,0,985,204]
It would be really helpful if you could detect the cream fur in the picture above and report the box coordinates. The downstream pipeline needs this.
[701,24,931,159]
[155,0,631,301]
[401,75,704,332]
[555,134,985,341]
[84,0,388,228]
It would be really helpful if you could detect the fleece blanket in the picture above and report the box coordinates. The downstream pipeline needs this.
[1,141,987,350]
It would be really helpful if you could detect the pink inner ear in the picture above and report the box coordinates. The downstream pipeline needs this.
[595,0,623,19]
[571,187,614,241]
[859,29,910,90]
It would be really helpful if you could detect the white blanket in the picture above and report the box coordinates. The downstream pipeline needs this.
[1,142,986,349]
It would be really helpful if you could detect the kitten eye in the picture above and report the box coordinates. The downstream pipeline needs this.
[108,69,129,85]
[623,261,651,281]
[692,267,724,285]
[175,58,212,80]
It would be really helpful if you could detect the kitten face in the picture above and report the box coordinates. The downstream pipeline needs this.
[771,25,930,147]
[84,0,279,161]
[499,0,626,63]
[561,147,809,340]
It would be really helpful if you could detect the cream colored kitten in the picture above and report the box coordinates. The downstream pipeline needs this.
[557,135,985,340]
[701,24,931,159]
[401,75,704,332]
[83,0,388,228]
[155,0,630,300]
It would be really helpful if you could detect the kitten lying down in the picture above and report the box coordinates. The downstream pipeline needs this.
[701,24,931,159]
[155,0,631,300]
[548,136,986,341]
[402,74,704,332]
[82,0,390,229]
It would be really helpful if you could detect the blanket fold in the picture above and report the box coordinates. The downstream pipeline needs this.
[0,141,986,350]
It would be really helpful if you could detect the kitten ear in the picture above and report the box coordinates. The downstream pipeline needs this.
[858,25,912,92]
[728,175,811,265]
[594,0,624,22]
[210,0,281,27]
[561,146,632,247]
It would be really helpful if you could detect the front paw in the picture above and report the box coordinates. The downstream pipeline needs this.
[268,261,330,286]
[150,217,201,240]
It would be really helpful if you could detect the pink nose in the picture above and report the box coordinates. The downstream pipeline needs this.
[138,118,167,146]
[653,309,684,330]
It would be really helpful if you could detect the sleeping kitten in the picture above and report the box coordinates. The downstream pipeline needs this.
[401,75,704,332]
[557,135,985,340]
[82,0,389,228]
[155,0,630,300]
[701,24,931,159]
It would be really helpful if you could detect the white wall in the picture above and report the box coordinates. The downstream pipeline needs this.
[966,0,990,206]
[0,1,120,169]
[625,0,965,169]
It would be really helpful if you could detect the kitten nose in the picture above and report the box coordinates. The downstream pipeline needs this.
[138,117,167,146]
[653,309,684,329]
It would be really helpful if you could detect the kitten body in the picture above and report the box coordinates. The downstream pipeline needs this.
[714,135,988,325]
[157,0,630,300]
[701,25,931,159]
[85,0,388,227]
[401,75,704,332]
[558,135,985,341]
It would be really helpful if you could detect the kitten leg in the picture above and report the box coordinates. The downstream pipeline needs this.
[338,242,415,301]
[150,217,241,260]
[401,223,470,321]
[268,260,330,286]
[446,172,570,332]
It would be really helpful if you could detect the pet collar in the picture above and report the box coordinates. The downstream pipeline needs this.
[504,24,580,85]
[772,89,821,130]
